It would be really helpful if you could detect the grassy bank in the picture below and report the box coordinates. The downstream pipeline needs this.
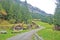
[35,21,53,29]
[38,29,60,40]
[35,21,60,40]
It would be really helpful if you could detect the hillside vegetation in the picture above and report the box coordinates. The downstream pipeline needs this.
[0,0,32,24]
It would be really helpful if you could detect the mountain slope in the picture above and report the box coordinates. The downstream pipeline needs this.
[19,0,53,24]
[19,1,52,16]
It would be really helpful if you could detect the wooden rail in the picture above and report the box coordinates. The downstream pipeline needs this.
[34,33,43,40]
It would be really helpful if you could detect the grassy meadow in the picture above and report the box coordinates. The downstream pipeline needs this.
[35,21,60,40]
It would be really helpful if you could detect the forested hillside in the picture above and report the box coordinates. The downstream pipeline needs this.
[19,0,53,24]
[0,0,53,24]
[0,0,32,24]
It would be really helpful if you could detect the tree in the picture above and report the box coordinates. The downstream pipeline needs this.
[54,0,60,30]
[20,0,32,24]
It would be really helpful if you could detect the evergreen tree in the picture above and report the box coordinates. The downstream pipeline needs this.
[54,0,60,30]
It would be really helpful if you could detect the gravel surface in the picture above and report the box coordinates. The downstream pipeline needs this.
[7,27,44,40]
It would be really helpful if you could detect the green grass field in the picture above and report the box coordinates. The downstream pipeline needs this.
[0,30,28,40]
[35,21,60,40]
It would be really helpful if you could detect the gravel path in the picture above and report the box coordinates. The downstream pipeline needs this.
[7,27,43,40]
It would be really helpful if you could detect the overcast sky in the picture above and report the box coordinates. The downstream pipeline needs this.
[20,0,56,14]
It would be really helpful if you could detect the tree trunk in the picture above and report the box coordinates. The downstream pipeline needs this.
[55,25,60,31]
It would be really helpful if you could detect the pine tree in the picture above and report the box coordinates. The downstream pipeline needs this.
[54,0,60,30]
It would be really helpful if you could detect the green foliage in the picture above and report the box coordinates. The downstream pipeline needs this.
[20,6,32,24]
[0,0,32,24]
[54,7,60,25]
